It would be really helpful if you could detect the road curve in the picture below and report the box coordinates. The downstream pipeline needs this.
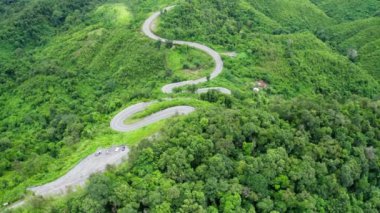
[110,102,195,132]
[142,6,224,93]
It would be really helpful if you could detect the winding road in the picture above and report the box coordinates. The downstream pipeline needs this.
[110,102,195,132]
[142,6,227,94]
[110,5,229,132]
[9,5,229,208]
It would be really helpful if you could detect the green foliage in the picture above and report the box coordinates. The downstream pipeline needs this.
[166,45,214,80]
[200,90,233,108]
[0,0,105,48]
[246,0,335,31]
[30,97,380,212]
[158,0,380,99]
[1,0,380,212]
[0,0,180,204]
[311,0,380,21]
[317,17,380,79]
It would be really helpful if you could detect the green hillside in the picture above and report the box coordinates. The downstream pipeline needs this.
[246,0,336,31]
[311,0,380,21]
[0,0,176,204]
[158,0,379,98]
[317,17,380,78]
[1,0,379,212]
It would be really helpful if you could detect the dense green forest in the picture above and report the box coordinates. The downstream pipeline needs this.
[1,0,379,212]
[30,98,380,212]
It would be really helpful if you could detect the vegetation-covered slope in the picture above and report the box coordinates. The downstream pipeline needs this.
[1,0,379,212]
[0,0,180,204]
[317,17,380,79]
[311,0,380,21]
[21,97,380,212]
[246,0,335,31]
[158,0,380,98]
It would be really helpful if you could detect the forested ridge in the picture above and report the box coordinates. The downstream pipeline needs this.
[1,0,379,212]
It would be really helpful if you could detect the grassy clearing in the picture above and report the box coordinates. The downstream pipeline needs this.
[166,45,214,80]
[95,3,132,26]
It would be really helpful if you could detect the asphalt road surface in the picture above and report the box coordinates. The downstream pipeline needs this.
[29,146,130,197]
[110,102,195,132]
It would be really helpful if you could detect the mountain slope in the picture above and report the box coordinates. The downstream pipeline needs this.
[158,0,379,98]
[317,17,380,78]
[0,0,176,204]
[0,0,379,211]
[311,0,380,21]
